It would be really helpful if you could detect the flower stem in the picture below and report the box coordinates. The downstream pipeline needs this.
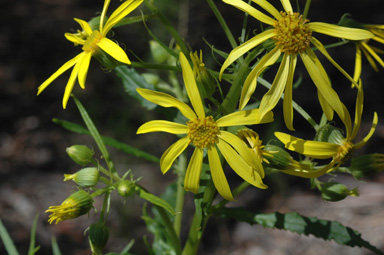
[302,0,312,19]
[174,153,187,237]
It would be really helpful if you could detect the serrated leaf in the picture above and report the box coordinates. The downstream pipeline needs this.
[216,208,384,255]
[115,66,157,110]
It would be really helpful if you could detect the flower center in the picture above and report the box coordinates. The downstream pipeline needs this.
[238,129,271,164]
[82,30,103,53]
[335,141,354,163]
[272,12,312,54]
[187,116,219,148]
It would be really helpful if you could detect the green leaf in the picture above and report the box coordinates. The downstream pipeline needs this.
[216,208,384,255]
[27,214,40,255]
[52,118,160,163]
[115,66,157,110]
[0,219,19,255]
[51,236,62,255]
[135,186,175,215]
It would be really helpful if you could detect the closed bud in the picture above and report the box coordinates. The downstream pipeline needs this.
[66,145,94,166]
[315,124,345,145]
[117,180,136,197]
[149,40,170,64]
[350,153,384,179]
[321,182,359,202]
[64,167,100,187]
[46,190,94,224]
[263,144,293,169]
[88,222,109,255]
[190,51,216,99]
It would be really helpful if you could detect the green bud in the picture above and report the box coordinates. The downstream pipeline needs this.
[315,124,345,145]
[149,40,170,64]
[66,145,94,166]
[190,51,216,99]
[117,180,136,197]
[263,144,293,169]
[321,182,359,202]
[93,49,122,69]
[64,167,100,187]
[88,222,109,255]
[337,14,365,29]
[350,154,384,179]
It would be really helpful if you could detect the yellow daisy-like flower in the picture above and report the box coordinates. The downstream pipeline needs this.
[137,52,274,201]
[275,86,378,172]
[353,24,384,83]
[219,0,374,130]
[37,0,143,109]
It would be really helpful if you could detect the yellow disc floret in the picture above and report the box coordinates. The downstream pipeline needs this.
[273,12,312,54]
[82,30,103,53]
[335,140,354,163]
[187,116,219,148]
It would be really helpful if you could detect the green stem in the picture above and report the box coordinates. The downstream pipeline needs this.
[213,181,250,210]
[154,206,182,254]
[129,61,180,71]
[174,153,187,237]
[302,0,312,19]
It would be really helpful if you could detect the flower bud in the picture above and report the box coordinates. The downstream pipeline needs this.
[46,190,94,224]
[320,182,359,202]
[350,153,384,179]
[263,144,293,169]
[88,222,109,255]
[190,51,216,99]
[66,145,94,166]
[117,180,136,198]
[64,167,100,187]
[315,124,345,145]
[149,40,170,64]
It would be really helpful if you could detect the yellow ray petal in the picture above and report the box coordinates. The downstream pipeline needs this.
[280,0,293,13]
[309,22,374,40]
[73,18,92,36]
[99,0,111,33]
[223,0,276,25]
[137,120,187,134]
[207,146,234,201]
[64,33,85,45]
[353,44,363,82]
[240,47,281,110]
[361,45,379,71]
[217,139,267,189]
[350,85,364,141]
[219,30,275,79]
[251,0,282,20]
[179,52,205,119]
[77,52,92,89]
[275,132,340,159]
[283,54,297,131]
[136,88,197,120]
[62,58,82,109]
[257,54,290,123]
[160,137,189,174]
[37,54,82,95]
[184,148,204,194]
[98,38,131,65]
[355,112,378,149]
[216,108,274,127]
[361,41,384,69]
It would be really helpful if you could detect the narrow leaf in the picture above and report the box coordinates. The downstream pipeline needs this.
[135,187,175,215]
[51,236,62,255]
[27,214,40,255]
[0,219,19,255]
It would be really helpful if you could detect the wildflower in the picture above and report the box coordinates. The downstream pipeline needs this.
[37,0,143,109]
[275,85,378,171]
[64,167,100,187]
[46,190,94,224]
[66,145,94,166]
[219,0,374,130]
[88,222,110,255]
[320,181,359,202]
[137,52,274,200]
[190,50,216,99]
[350,153,384,179]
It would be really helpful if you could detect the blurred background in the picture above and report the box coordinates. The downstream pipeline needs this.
[1,0,384,254]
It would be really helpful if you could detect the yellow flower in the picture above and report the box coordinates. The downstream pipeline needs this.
[219,0,374,130]
[275,86,378,172]
[37,0,143,109]
[353,24,384,82]
[137,52,274,201]
[46,190,94,224]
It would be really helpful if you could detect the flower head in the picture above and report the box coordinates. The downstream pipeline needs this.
[46,190,94,224]
[137,52,274,200]
[38,0,143,109]
[220,0,374,130]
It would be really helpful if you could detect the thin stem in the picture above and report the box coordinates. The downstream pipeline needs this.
[302,0,312,19]
[213,181,250,210]
[174,153,187,237]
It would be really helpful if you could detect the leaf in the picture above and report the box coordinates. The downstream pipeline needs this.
[216,208,384,255]
[27,214,40,255]
[115,66,157,110]
[52,118,160,163]
[51,236,62,255]
[0,219,19,255]
[135,186,175,216]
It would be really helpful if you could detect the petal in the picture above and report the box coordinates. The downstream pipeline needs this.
[179,52,205,119]
[137,120,187,134]
[184,148,203,194]
[350,85,364,141]
[98,38,131,65]
[207,146,234,201]
[160,137,189,174]
[136,88,196,120]
[37,54,82,96]
[219,131,264,177]
[240,47,281,110]
[216,108,274,127]
[77,52,92,89]
[283,54,297,131]
[280,0,293,13]
[354,112,378,149]
[353,44,363,82]
[309,22,374,40]
[257,54,290,123]
[251,0,282,20]
[73,18,92,35]
[217,138,267,189]
[103,0,144,35]
[223,0,276,25]
[361,44,379,72]
[275,132,340,159]
[62,56,83,109]
[361,42,384,69]
[64,33,85,45]
[219,30,275,79]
